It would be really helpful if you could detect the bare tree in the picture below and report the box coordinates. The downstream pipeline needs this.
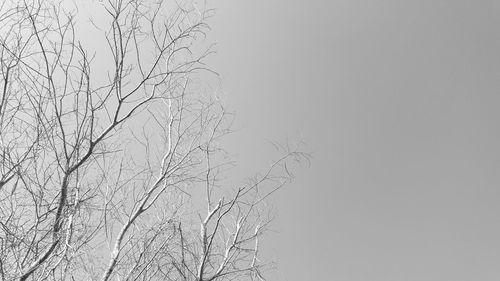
[0,0,307,280]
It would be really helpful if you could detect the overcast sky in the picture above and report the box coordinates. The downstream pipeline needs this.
[209,1,500,280]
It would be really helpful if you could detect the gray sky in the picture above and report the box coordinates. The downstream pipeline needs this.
[210,0,500,280]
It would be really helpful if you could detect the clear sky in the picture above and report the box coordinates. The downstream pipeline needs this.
[209,0,500,280]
